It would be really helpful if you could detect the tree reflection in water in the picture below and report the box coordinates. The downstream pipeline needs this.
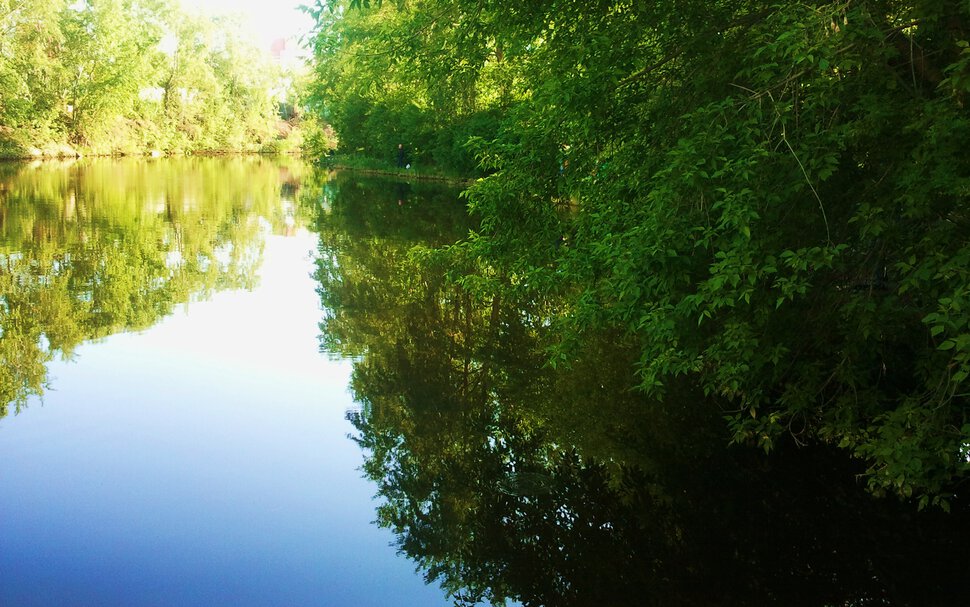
[0,157,307,415]
[311,172,968,607]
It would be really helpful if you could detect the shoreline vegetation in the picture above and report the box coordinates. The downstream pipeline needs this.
[0,145,305,162]
[0,0,309,165]
[0,149,473,188]
[320,154,475,185]
[302,0,970,518]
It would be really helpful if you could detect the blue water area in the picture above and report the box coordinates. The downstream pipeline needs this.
[0,229,448,607]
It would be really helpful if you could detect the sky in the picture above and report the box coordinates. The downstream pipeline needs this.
[185,0,316,50]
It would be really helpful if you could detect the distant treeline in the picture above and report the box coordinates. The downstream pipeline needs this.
[0,0,293,158]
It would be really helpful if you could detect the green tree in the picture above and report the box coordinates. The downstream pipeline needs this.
[59,0,164,148]
[149,11,279,152]
[306,0,970,505]
[0,0,69,154]
[0,0,288,156]
[304,0,505,172]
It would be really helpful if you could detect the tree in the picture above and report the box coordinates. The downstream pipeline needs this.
[0,0,286,156]
[303,0,504,172]
[0,0,69,153]
[306,0,970,505]
[59,0,164,147]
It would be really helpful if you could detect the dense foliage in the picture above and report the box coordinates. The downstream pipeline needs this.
[303,0,507,172]
[0,0,290,157]
[306,0,970,507]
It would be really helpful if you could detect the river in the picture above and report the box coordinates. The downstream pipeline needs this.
[0,157,455,606]
[0,157,965,606]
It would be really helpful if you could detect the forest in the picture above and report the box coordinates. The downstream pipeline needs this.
[304,0,970,511]
[0,0,296,158]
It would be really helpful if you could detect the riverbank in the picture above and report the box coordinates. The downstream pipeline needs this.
[321,154,477,186]
[1,147,478,187]
[0,144,303,162]
[0,120,306,162]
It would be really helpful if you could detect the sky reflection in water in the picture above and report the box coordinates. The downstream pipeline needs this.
[0,159,448,607]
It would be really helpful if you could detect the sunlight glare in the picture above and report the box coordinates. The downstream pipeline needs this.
[182,0,313,49]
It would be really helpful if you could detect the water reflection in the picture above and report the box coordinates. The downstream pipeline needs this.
[0,157,309,414]
[311,174,969,606]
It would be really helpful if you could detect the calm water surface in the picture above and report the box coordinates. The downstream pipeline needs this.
[2,158,967,607]
[0,158,451,606]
